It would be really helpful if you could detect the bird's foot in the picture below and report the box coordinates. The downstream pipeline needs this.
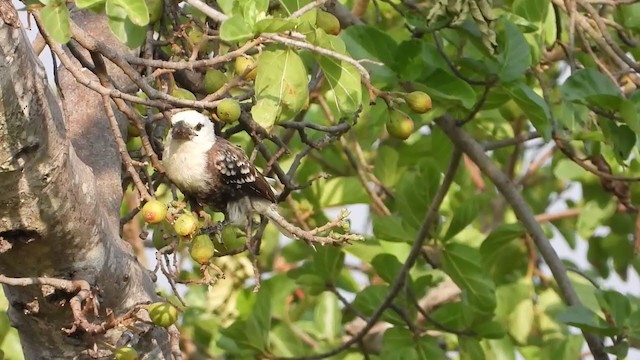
[200,220,228,238]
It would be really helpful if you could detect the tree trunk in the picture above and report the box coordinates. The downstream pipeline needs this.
[0,5,172,359]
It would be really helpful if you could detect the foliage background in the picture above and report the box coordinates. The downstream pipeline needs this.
[4,0,640,359]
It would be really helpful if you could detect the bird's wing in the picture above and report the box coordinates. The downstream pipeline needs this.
[209,138,277,203]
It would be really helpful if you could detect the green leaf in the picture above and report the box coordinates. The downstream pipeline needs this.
[312,246,344,282]
[352,285,404,324]
[252,48,309,132]
[312,177,369,208]
[556,304,617,336]
[480,223,526,266]
[443,243,496,314]
[341,25,397,86]
[495,20,532,82]
[395,161,441,231]
[382,328,446,360]
[595,290,631,328]
[553,159,588,181]
[294,273,326,296]
[460,337,486,360]
[577,200,616,239]
[39,2,71,44]
[371,254,403,284]
[111,0,149,26]
[105,0,146,48]
[444,194,488,241]
[314,292,341,341]
[220,15,255,42]
[503,82,551,136]
[423,68,476,109]
[270,324,305,356]
[312,30,362,115]
[496,280,535,344]
[75,0,105,9]
[372,215,416,242]
[513,0,550,23]
[561,68,623,110]
[254,18,297,34]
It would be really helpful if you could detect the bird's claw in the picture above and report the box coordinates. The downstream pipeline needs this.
[200,220,228,240]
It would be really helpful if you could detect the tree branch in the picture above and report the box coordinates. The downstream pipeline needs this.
[436,115,607,360]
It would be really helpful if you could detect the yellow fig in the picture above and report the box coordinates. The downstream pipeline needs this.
[316,10,341,35]
[404,91,432,114]
[173,213,199,237]
[234,56,257,80]
[141,200,168,224]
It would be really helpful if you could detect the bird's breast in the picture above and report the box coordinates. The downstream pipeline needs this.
[163,142,212,194]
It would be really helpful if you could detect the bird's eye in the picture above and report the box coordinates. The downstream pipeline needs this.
[195,123,204,131]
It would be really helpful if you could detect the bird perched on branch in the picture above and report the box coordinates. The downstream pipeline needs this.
[163,110,279,230]
[162,110,360,246]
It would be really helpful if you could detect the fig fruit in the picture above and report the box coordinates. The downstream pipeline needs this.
[173,213,199,237]
[404,91,432,114]
[386,110,415,140]
[204,69,227,94]
[234,56,257,80]
[216,98,241,123]
[148,302,178,327]
[141,200,167,224]
[190,234,215,264]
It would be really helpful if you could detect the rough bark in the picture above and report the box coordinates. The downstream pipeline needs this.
[0,7,171,360]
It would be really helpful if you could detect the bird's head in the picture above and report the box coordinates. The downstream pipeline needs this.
[169,110,216,146]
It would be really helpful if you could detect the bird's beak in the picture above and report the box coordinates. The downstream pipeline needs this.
[171,121,195,140]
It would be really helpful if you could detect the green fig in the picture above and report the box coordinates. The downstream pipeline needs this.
[204,69,227,94]
[148,302,178,327]
[386,110,414,140]
[189,234,215,264]
[404,91,432,114]
[216,98,241,123]
[173,213,199,237]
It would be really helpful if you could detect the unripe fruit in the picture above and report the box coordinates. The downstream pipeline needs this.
[171,87,197,101]
[204,69,227,94]
[190,234,215,264]
[216,98,241,123]
[141,200,168,224]
[234,56,257,80]
[187,28,206,47]
[145,0,163,24]
[386,110,415,140]
[152,223,173,250]
[498,100,524,121]
[173,213,199,236]
[404,91,432,114]
[316,10,341,35]
[148,302,178,327]
[127,123,140,137]
[126,136,142,152]
[134,91,148,116]
[115,347,139,360]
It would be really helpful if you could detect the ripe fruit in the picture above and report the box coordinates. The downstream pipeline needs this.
[316,10,341,35]
[145,0,163,24]
[148,302,178,327]
[216,98,241,123]
[204,69,227,94]
[171,87,197,101]
[141,200,168,224]
[126,136,142,152]
[404,91,432,114]
[234,56,257,80]
[115,347,139,360]
[173,213,199,236]
[386,110,415,140]
[190,234,215,264]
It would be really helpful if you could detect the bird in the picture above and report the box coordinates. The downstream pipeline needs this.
[162,110,281,232]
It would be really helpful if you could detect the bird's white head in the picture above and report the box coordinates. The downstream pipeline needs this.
[168,110,216,146]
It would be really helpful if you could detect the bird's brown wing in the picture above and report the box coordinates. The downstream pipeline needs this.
[209,138,277,203]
